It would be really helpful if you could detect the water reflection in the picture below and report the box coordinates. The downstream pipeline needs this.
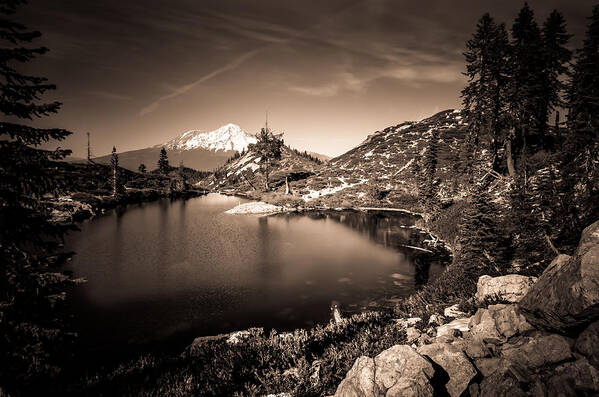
[63,194,448,352]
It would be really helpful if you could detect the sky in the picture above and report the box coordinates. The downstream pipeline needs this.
[14,0,594,158]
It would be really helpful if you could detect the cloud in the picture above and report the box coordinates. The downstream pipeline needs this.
[88,90,132,101]
[139,50,258,116]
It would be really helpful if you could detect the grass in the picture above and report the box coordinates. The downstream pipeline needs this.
[67,312,407,396]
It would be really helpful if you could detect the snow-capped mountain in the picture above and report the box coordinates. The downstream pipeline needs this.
[93,123,256,172]
[163,123,256,153]
[211,110,470,207]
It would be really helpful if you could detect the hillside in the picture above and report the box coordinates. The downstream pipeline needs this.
[297,109,468,208]
[203,145,324,192]
[211,110,468,209]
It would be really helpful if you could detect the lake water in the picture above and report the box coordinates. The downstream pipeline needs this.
[63,193,446,353]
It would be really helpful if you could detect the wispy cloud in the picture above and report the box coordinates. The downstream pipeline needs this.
[139,50,258,116]
[89,90,132,101]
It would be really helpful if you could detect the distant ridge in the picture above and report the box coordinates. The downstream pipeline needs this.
[92,124,256,171]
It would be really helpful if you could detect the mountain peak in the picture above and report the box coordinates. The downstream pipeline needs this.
[164,124,256,152]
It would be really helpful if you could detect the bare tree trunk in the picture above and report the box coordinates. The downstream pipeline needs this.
[544,234,560,256]
[264,165,270,191]
[506,132,516,178]
[242,172,256,191]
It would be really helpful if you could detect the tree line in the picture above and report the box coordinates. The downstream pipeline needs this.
[453,3,599,280]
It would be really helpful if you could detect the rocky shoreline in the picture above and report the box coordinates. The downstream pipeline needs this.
[329,219,599,396]
[46,187,207,225]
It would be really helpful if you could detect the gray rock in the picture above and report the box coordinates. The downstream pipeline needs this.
[575,320,599,368]
[406,327,421,345]
[475,274,537,305]
[500,333,572,370]
[478,371,527,397]
[333,345,435,397]
[468,304,533,342]
[444,304,467,318]
[452,339,491,360]
[520,221,599,333]
[396,317,423,329]
[374,345,435,397]
[417,343,477,397]
[333,356,377,397]
[436,317,470,338]
[545,358,599,396]
[473,357,503,377]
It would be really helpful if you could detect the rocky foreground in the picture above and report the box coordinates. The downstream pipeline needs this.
[330,220,599,397]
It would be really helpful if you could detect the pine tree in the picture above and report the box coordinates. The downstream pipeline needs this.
[419,129,440,214]
[138,163,146,174]
[158,147,169,173]
[461,13,510,172]
[110,146,122,197]
[540,10,572,138]
[457,182,506,277]
[0,0,74,392]
[561,4,599,245]
[567,4,599,135]
[507,179,552,267]
[507,3,545,178]
[249,127,283,190]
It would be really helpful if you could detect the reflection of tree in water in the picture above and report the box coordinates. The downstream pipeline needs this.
[273,210,446,289]
[413,255,431,290]
[256,216,282,277]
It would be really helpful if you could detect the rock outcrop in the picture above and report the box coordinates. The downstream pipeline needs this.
[575,321,599,368]
[519,220,599,333]
[332,221,599,396]
[416,343,476,397]
[475,274,536,304]
[332,345,435,397]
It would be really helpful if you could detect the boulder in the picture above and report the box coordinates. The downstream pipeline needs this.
[406,327,421,345]
[478,370,527,397]
[333,356,377,397]
[468,304,533,342]
[475,274,537,304]
[436,317,470,338]
[577,219,599,257]
[374,345,435,397]
[444,304,467,318]
[333,345,435,397]
[417,343,477,397]
[545,358,599,396]
[519,223,599,333]
[575,320,599,368]
[396,317,422,329]
[452,339,492,360]
[500,334,572,370]
[473,357,503,377]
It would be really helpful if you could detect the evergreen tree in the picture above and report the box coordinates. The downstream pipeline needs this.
[567,4,599,135]
[248,127,283,190]
[507,179,552,267]
[0,0,74,392]
[560,4,599,246]
[457,182,506,277]
[138,163,146,174]
[110,146,123,197]
[158,147,169,173]
[419,129,440,214]
[461,13,510,172]
[507,3,545,178]
[540,10,572,138]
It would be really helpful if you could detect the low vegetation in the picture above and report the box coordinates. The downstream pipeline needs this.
[2,0,599,396]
